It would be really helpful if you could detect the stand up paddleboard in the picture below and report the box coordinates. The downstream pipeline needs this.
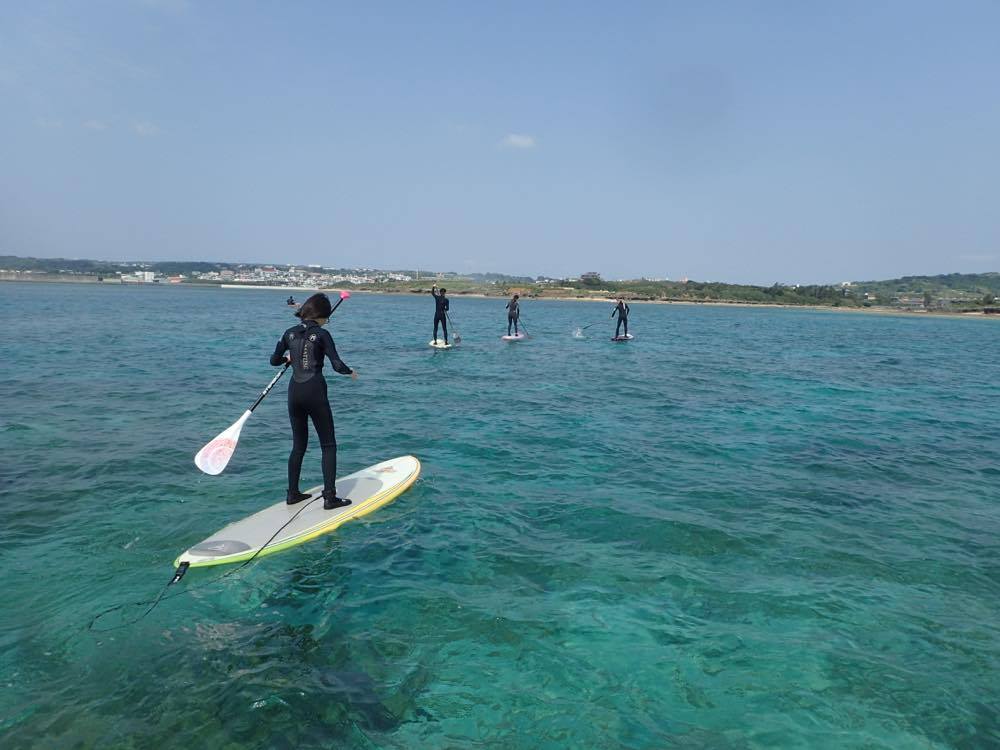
[611,334,634,341]
[175,455,421,568]
[501,333,526,341]
[429,340,454,349]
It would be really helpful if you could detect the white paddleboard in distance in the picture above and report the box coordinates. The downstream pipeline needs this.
[501,333,526,341]
[175,455,421,568]
[428,339,453,349]
[611,333,634,341]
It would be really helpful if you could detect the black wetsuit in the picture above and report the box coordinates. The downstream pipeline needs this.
[432,289,450,343]
[506,298,520,335]
[612,301,630,337]
[270,320,353,497]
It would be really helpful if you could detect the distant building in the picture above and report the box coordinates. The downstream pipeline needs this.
[580,271,602,282]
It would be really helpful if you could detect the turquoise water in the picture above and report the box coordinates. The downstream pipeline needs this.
[1,281,998,749]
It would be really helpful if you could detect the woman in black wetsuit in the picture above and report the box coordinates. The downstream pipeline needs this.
[270,293,358,509]
[431,284,449,344]
[506,293,520,336]
[611,297,630,338]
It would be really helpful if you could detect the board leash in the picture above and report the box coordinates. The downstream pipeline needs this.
[88,496,323,633]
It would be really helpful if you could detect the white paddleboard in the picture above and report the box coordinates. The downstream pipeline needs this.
[611,334,634,341]
[500,333,526,341]
[175,455,421,568]
[428,339,454,349]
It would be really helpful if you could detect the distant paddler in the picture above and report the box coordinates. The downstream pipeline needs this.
[270,293,358,509]
[286,295,297,307]
[505,293,521,337]
[430,284,450,345]
[611,297,630,339]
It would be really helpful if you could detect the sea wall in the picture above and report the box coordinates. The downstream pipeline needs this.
[0,272,104,283]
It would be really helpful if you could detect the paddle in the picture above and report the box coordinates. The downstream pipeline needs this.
[194,291,351,475]
[514,316,529,337]
[579,301,626,331]
[446,311,462,344]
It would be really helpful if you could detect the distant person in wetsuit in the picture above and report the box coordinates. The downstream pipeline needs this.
[611,298,630,338]
[286,296,296,306]
[506,294,520,336]
[431,284,449,344]
[270,293,358,509]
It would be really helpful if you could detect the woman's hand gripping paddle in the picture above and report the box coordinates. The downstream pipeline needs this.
[194,291,351,475]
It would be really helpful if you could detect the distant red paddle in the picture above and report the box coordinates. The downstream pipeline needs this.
[194,291,351,475]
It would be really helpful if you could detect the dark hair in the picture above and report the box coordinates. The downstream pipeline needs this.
[439,287,447,294]
[295,293,333,320]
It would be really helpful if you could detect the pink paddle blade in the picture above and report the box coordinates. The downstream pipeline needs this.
[194,410,251,475]
[194,438,237,475]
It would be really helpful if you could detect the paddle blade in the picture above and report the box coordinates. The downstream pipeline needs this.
[194,410,252,475]
[339,290,350,299]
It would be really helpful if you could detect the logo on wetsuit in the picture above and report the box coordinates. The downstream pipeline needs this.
[303,333,318,370]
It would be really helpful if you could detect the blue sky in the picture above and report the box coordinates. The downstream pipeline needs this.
[1,1,998,284]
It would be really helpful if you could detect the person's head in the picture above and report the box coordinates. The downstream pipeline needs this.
[440,287,447,295]
[513,293,519,300]
[295,293,333,323]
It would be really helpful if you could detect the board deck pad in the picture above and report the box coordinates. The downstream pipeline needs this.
[611,334,634,341]
[176,455,421,568]
[501,333,526,341]
[428,340,453,348]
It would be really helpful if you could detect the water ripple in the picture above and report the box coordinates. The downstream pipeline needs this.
[1,284,998,749]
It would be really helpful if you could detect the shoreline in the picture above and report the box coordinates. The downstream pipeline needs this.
[332,288,1000,320]
[3,278,997,320]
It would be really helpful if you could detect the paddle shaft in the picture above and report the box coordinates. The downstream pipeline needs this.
[249,365,289,413]
[249,293,350,413]
[446,311,461,340]
[583,305,626,330]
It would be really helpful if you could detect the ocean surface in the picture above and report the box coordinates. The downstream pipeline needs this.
[1,281,998,749]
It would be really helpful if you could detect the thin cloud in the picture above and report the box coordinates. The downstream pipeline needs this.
[500,133,537,149]
[133,121,161,136]
[83,120,109,131]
